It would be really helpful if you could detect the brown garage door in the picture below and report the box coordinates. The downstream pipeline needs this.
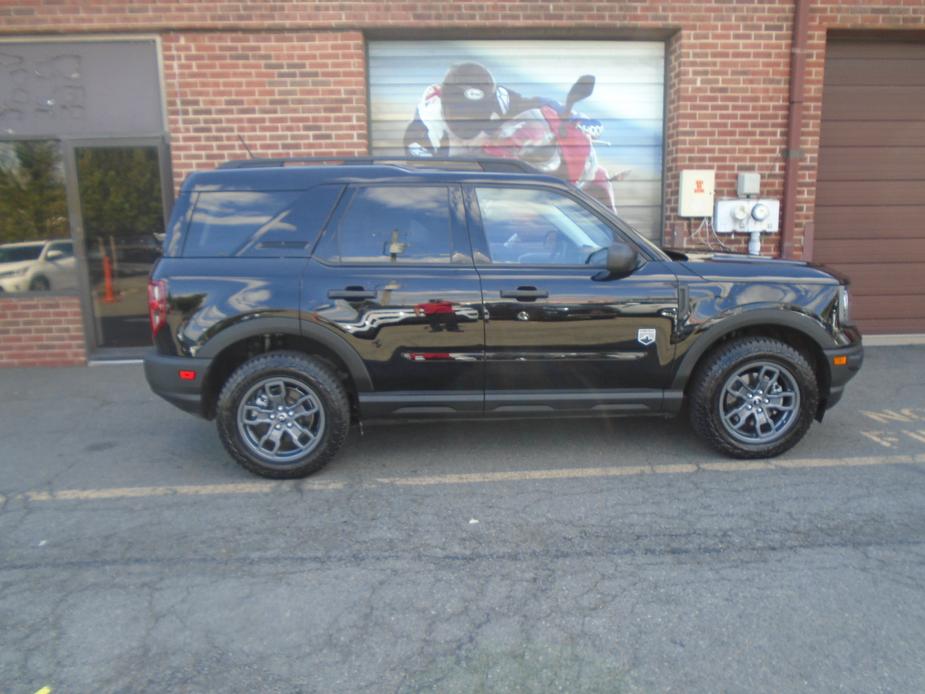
[814,37,925,334]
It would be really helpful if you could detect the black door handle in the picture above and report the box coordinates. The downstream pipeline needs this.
[500,287,549,301]
[328,287,377,300]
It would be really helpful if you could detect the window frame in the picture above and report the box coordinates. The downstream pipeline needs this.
[310,182,470,268]
[464,182,659,270]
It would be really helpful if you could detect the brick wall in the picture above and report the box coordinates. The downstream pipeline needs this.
[0,296,86,367]
[162,31,367,188]
[1,0,924,256]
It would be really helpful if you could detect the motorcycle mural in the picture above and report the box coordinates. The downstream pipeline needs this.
[402,63,622,213]
[481,75,623,213]
[369,40,666,240]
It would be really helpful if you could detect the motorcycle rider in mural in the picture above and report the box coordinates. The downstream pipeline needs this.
[403,62,619,212]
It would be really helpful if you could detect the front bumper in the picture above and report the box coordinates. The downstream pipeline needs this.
[822,340,864,410]
[0,277,28,293]
[143,349,212,418]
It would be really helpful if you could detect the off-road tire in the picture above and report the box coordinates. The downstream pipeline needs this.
[688,337,819,459]
[216,351,350,478]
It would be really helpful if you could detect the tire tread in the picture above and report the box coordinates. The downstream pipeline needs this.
[216,351,350,478]
[688,337,819,459]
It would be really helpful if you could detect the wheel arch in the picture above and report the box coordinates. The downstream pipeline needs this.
[672,309,833,403]
[197,317,372,419]
[29,273,50,289]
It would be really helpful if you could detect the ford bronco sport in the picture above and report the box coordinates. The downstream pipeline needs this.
[144,157,863,478]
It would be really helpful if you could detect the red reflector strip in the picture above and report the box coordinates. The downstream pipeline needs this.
[178,370,197,381]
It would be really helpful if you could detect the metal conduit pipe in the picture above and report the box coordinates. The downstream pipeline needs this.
[781,0,810,259]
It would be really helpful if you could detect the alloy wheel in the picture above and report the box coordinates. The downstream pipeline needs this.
[718,360,801,445]
[236,376,325,464]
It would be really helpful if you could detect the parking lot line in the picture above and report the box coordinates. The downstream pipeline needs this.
[2,453,924,506]
[376,453,925,487]
[10,479,343,504]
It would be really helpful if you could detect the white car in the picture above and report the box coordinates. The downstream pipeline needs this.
[0,240,78,293]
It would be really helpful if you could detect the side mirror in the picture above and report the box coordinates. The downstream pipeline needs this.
[604,241,638,278]
[46,249,64,261]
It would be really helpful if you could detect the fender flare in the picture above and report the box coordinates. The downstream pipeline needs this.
[197,316,373,392]
[670,308,834,392]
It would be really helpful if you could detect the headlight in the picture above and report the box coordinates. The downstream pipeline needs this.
[0,267,28,279]
[837,285,851,326]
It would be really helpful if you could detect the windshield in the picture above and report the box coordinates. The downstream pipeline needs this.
[0,244,43,263]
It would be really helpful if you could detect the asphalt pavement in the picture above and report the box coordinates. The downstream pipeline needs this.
[1,346,924,693]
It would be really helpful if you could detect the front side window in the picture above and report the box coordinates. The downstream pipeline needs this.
[46,241,74,259]
[475,187,616,266]
[324,186,452,264]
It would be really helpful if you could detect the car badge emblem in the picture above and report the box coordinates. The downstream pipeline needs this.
[637,328,656,346]
[464,87,485,100]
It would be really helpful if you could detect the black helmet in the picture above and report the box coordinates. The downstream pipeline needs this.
[441,62,497,140]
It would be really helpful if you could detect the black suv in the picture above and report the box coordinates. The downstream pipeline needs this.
[144,157,863,478]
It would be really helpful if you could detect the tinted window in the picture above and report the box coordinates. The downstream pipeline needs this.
[47,241,74,258]
[0,244,43,262]
[185,191,303,258]
[475,187,615,266]
[324,186,451,264]
[239,185,343,258]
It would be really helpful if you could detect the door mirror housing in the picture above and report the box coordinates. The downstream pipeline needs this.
[45,249,64,262]
[597,241,638,279]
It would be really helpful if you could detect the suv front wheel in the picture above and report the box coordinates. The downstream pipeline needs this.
[688,337,819,459]
[216,351,350,478]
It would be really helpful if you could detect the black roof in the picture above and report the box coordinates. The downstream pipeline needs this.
[182,157,565,193]
[217,156,539,173]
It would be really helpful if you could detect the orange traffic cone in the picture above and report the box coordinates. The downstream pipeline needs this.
[102,254,116,303]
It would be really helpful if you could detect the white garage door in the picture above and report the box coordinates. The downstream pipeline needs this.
[368,40,666,241]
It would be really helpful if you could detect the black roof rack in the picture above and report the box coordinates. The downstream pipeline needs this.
[217,156,539,174]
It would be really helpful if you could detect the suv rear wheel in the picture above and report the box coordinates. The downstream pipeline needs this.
[216,351,350,478]
[688,337,819,459]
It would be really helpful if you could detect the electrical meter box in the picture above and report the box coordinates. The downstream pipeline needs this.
[678,170,715,217]
[714,198,780,233]
[737,172,761,197]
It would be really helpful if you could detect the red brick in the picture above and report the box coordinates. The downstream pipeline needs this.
[0,0,921,367]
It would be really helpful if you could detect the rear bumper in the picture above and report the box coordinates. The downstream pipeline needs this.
[143,349,212,418]
[822,340,864,410]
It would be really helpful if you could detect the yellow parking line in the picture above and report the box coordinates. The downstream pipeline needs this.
[16,480,342,503]
[6,454,925,504]
[377,454,925,487]
[376,464,657,487]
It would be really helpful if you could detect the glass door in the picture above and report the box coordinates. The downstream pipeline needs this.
[66,140,171,350]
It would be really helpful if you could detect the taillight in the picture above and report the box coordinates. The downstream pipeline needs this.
[147,278,168,336]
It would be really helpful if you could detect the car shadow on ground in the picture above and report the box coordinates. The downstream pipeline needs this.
[324,414,704,478]
[178,413,705,481]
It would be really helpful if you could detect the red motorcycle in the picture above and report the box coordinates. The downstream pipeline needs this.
[481,75,622,213]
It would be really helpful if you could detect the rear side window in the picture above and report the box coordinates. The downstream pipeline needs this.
[182,187,342,258]
[317,186,452,264]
